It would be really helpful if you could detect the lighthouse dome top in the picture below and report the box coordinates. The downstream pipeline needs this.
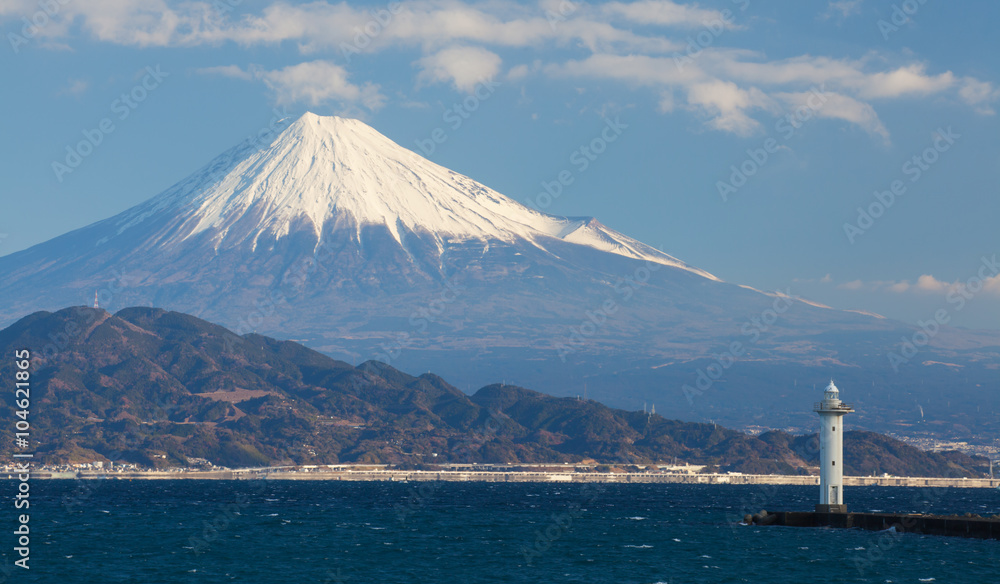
[824,380,839,400]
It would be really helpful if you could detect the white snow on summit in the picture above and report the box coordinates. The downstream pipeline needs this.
[114,112,718,281]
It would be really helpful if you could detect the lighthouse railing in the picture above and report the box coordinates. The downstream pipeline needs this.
[813,402,854,412]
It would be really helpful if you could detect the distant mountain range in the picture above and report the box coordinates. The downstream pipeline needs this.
[0,113,997,439]
[0,307,987,477]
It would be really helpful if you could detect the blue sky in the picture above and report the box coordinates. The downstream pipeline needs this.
[1,0,998,329]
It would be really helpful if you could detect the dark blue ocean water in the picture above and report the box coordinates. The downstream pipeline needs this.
[6,480,1000,583]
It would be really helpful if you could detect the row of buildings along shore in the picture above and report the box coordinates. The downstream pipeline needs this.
[9,465,1000,489]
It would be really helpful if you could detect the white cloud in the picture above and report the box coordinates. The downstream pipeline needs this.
[915,274,951,293]
[657,91,675,113]
[3,0,996,137]
[685,80,772,135]
[0,0,36,17]
[507,60,542,81]
[196,65,253,80]
[716,57,959,101]
[602,0,733,28]
[830,273,1000,297]
[776,90,889,142]
[57,78,89,97]
[219,61,385,110]
[71,0,194,47]
[959,77,1000,115]
[545,54,701,87]
[822,0,863,20]
[417,45,502,92]
[854,65,955,99]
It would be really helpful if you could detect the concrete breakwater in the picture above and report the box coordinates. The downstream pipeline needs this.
[760,511,1000,540]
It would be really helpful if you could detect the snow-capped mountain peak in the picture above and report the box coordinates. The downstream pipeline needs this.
[114,112,716,281]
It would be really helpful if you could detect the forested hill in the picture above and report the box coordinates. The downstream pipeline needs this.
[0,306,987,477]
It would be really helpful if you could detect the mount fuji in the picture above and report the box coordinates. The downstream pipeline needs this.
[2,113,998,438]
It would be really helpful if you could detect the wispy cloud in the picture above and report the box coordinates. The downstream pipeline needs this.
[200,61,385,111]
[196,65,253,81]
[57,78,90,97]
[416,45,502,92]
[822,0,863,21]
[601,0,735,28]
[3,0,995,137]
[826,274,1000,296]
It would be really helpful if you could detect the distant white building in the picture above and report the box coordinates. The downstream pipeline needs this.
[814,380,854,513]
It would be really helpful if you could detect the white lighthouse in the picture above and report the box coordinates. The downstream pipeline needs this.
[814,380,854,513]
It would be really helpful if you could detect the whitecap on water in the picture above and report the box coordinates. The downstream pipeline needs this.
[624,544,652,549]
[672,538,681,542]
[626,516,647,521]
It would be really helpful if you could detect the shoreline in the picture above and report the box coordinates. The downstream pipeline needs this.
[18,469,1000,488]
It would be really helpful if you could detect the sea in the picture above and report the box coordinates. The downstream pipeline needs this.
[10,480,1000,583]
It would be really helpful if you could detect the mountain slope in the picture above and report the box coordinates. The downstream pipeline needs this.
[0,113,997,439]
[0,307,986,477]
